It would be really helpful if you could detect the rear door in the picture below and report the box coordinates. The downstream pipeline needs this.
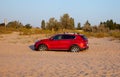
[59,35,75,49]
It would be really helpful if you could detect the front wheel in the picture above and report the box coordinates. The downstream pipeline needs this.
[70,45,80,52]
[38,44,48,51]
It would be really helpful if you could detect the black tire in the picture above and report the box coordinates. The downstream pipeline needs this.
[70,45,80,52]
[38,44,48,51]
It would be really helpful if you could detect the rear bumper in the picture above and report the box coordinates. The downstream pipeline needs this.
[80,46,89,51]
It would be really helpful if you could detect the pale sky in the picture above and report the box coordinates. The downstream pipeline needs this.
[0,0,120,27]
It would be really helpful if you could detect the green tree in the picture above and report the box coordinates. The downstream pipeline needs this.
[106,20,113,30]
[0,23,5,27]
[69,18,75,29]
[25,24,32,29]
[98,22,109,32]
[83,20,92,32]
[60,13,75,30]
[41,20,46,30]
[102,19,119,30]
[46,17,59,31]
[77,22,81,30]
[91,26,98,32]
[7,21,23,29]
[116,24,120,30]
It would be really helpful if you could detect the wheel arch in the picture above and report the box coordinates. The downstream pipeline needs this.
[37,43,49,50]
[69,44,80,50]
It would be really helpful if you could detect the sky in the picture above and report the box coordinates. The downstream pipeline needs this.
[0,0,120,27]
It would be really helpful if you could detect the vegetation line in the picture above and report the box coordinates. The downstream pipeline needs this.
[0,13,120,39]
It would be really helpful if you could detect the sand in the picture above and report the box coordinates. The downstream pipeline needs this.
[0,32,120,77]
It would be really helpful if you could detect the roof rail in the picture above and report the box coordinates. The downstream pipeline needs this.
[64,32,79,35]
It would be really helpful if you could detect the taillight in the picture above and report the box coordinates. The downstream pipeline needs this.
[80,43,84,48]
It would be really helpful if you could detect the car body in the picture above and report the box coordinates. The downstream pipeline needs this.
[34,33,89,52]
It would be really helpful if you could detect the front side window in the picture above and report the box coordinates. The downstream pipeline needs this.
[53,35,62,40]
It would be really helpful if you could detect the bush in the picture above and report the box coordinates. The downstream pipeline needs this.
[93,32,109,38]
[19,28,53,35]
[77,32,109,38]
[0,27,12,34]
[109,30,120,39]
[19,28,32,35]
[1,26,120,40]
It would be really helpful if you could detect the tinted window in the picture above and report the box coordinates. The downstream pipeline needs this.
[80,35,87,40]
[62,35,75,39]
[53,35,62,40]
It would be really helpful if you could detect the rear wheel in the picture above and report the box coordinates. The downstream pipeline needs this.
[38,44,48,51]
[70,45,80,52]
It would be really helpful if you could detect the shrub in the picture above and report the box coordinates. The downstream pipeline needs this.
[93,32,109,38]
[109,30,120,39]
[0,27,12,34]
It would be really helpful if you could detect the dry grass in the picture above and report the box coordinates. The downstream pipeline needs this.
[0,27,120,40]
[0,35,3,38]
[109,30,120,39]
[0,36,3,41]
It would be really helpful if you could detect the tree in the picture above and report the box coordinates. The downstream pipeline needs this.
[83,20,92,32]
[100,19,120,30]
[98,23,109,32]
[46,17,59,31]
[77,22,81,30]
[0,23,5,27]
[116,24,120,30]
[91,26,98,32]
[106,19,113,30]
[25,24,32,29]
[7,21,24,29]
[41,20,46,30]
[69,18,75,29]
[60,13,75,30]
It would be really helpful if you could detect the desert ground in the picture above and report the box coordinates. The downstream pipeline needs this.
[0,32,120,77]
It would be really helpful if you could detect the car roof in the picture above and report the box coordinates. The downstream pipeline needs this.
[57,33,85,36]
[57,32,78,35]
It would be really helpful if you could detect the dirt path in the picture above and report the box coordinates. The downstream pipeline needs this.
[0,33,120,77]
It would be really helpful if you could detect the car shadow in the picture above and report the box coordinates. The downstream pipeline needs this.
[29,45,35,51]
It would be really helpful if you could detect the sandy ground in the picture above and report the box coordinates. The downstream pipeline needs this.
[0,32,120,77]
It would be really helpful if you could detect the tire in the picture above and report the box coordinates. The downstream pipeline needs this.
[70,45,80,52]
[38,44,48,51]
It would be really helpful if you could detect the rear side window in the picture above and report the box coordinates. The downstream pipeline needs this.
[80,35,87,40]
[62,35,75,39]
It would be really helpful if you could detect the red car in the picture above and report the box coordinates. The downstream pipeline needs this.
[34,33,89,52]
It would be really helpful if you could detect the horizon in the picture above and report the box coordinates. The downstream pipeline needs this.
[0,0,120,27]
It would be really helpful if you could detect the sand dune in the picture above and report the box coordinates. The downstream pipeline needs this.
[0,32,120,77]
